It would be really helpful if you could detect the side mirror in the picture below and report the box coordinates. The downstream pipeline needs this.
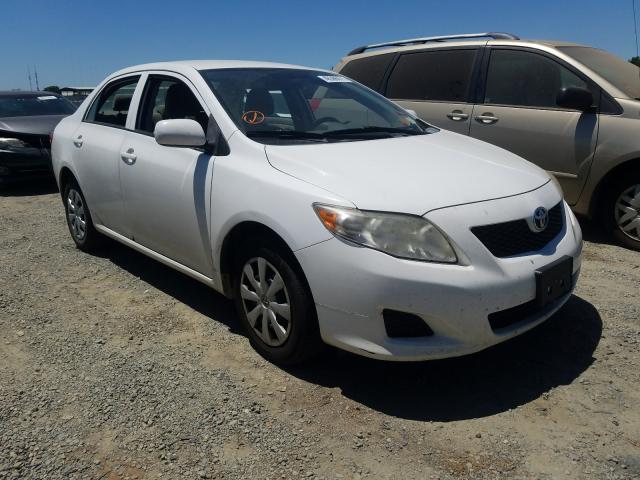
[154,119,206,147]
[556,87,594,111]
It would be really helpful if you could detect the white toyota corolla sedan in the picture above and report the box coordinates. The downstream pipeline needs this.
[51,61,582,364]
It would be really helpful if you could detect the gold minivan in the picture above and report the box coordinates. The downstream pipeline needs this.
[334,32,640,250]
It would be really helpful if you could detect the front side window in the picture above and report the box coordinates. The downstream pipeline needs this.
[484,49,589,108]
[386,49,477,102]
[559,46,640,99]
[137,77,208,134]
[0,95,75,118]
[85,77,139,127]
[200,68,434,145]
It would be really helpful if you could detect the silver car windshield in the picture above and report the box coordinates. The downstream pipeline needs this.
[200,68,435,144]
[559,46,640,99]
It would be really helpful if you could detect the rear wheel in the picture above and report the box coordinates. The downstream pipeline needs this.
[603,175,640,251]
[233,243,321,365]
[63,179,104,252]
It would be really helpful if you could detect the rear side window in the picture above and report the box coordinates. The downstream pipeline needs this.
[136,77,208,134]
[386,49,477,102]
[339,53,394,92]
[85,77,140,127]
[484,49,589,108]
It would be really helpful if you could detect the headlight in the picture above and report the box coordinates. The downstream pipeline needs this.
[313,204,457,263]
[0,137,29,151]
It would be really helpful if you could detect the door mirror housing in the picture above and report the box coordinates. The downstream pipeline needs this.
[556,87,594,111]
[154,119,206,147]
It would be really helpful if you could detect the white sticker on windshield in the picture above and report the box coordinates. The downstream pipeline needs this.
[317,75,352,83]
[37,95,57,100]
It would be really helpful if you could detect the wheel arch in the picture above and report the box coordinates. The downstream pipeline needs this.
[589,157,640,218]
[58,166,78,198]
[218,220,310,299]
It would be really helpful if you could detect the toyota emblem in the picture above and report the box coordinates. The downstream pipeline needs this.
[532,207,549,232]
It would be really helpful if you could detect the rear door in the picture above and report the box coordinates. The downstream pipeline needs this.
[119,73,215,276]
[71,75,141,235]
[469,47,599,204]
[384,48,480,134]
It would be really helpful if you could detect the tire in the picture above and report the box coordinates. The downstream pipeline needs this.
[602,174,640,251]
[232,242,322,365]
[62,179,104,252]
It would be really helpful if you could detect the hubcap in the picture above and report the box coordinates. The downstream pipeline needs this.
[240,257,291,347]
[67,188,87,241]
[614,184,640,241]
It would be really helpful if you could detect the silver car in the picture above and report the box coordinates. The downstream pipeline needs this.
[334,32,640,250]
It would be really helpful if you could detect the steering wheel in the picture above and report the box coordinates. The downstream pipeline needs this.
[312,116,347,129]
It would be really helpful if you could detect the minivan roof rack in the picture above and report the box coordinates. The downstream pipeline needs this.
[347,32,520,56]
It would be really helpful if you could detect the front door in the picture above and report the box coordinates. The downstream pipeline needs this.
[469,48,598,204]
[119,74,215,276]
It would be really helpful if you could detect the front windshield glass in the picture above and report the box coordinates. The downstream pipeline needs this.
[559,46,640,99]
[0,94,76,118]
[200,68,436,144]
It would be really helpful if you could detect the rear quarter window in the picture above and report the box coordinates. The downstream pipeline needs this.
[338,53,394,92]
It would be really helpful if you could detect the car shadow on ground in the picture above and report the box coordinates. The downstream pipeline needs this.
[94,241,601,422]
[0,177,58,197]
[577,215,616,246]
[287,295,601,422]
[101,241,242,335]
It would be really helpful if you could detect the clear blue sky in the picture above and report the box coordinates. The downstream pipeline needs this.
[2,0,638,90]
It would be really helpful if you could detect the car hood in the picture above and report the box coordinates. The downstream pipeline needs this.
[264,130,551,215]
[0,115,68,136]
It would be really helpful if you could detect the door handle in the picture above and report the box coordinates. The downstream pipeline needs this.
[121,148,137,165]
[446,110,469,121]
[73,135,83,148]
[474,113,499,125]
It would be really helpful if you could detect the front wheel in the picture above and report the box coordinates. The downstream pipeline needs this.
[603,176,640,251]
[233,244,321,365]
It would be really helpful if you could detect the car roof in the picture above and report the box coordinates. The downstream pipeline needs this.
[343,37,588,60]
[111,60,328,77]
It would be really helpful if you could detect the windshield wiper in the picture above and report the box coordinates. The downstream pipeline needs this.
[323,126,425,137]
[245,130,327,142]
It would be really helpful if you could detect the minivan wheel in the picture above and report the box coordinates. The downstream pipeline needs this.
[604,176,640,250]
[63,180,104,252]
[233,244,321,365]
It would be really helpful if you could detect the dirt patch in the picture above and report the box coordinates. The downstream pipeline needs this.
[1,181,639,479]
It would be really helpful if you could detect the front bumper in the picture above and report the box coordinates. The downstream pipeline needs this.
[295,182,583,361]
[0,148,52,178]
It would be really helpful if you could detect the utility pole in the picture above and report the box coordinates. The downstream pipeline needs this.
[34,66,40,91]
[27,66,33,90]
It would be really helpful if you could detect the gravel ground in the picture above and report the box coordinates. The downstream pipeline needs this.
[1,179,639,480]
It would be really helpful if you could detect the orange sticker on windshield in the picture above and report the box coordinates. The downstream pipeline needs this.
[242,110,265,125]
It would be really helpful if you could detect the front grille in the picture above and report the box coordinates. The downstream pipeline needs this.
[471,202,563,258]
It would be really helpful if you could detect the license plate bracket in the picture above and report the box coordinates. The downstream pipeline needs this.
[535,255,573,309]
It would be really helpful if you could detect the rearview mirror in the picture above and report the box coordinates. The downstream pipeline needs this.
[404,108,418,118]
[556,87,594,112]
[154,119,206,147]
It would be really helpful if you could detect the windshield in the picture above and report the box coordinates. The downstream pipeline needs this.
[559,46,640,99]
[200,68,435,144]
[0,94,76,118]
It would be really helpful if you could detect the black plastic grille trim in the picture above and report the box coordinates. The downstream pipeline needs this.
[471,202,563,258]
[383,309,434,338]
[488,272,577,332]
